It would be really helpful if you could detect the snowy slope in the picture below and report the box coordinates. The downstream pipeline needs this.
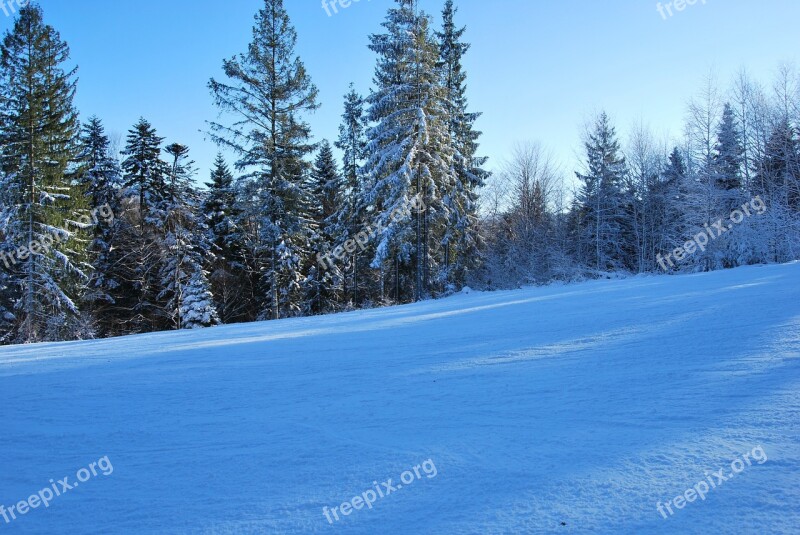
[1,263,799,534]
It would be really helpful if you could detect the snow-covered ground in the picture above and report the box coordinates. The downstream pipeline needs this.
[1,263,799,534]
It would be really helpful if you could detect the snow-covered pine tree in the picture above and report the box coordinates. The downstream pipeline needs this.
[304,140,344,314]
[158,143,219,330]
[436,0,488,291]
[209,0,319,320]
[712,103,747,267]
[714,103,745,207]
[179,267,220,329]
[76,116,125,335]
[120,118,170,332]
[658,146,693,265]
[202,154,251,323]
[575,112,631,273]
[364,0,455,302]
[121,118,168,229]
[335,84,369,305]
[0,4,87,342]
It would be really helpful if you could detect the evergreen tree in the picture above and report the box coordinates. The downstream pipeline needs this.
[712,103,747,267]
[575,112,630,272]
[158,143,219,330]
[304,140,344,314]
[0,4,86,342]
[714,103,745,206]
[76,116,124,334]
[209,0,319,320]
[121,118,168,227]
[364,0,455,302]
[120,118,169,331]
[662,146,692,254]
[436,0,488,290]
[179,267,220,329]
[335,85,368,304]
[202,154,250,323]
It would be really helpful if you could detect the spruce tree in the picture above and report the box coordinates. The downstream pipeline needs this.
[158,143,219,330]
[335,85,368,304]
[712,103,746,267]
[662,146,692,254]
[305,140,344,314]
[364,0,455,302]
[575,112,630,272]
[121,118,168,228]
[209,0,319,320]
[713,103,745,209]
[179,267,220,329]
[202,154,250,323]
[436,0,488,290]
[0,4,86,342]
[76,116,124,334]
[120,118,169,331]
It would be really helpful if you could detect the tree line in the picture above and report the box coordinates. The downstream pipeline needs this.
[478,72,799,289]
[0,0,487,343]
[0,1,798,345]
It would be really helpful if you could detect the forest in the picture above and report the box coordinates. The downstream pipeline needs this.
[0,0,798,344]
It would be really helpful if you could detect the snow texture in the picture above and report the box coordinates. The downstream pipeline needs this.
[0,262,798,533]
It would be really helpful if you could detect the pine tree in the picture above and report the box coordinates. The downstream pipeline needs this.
[0,4,86,342]
[121,118,168,228]
[76,116,124,335]
[364,0,455,302]
[179,267,220,329]
[209,0,319,320]
[202,154,250,323]
[335,85,368,304]
[158,143,219,330]
[713,103,746,267]
[660,146,692,258]
[120,118,169,331]
[436,0,488,290]
[575,112,630,273]
[304,140,344,314]
[714,103,745,205]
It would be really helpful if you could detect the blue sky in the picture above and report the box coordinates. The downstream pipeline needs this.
[1,0,798,185]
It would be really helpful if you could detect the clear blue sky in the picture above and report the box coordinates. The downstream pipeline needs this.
[1,0,798,185]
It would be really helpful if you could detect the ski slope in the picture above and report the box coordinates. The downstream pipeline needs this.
[1,263,799,534]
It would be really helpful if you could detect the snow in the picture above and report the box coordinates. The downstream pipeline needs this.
[1,262,799,533]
